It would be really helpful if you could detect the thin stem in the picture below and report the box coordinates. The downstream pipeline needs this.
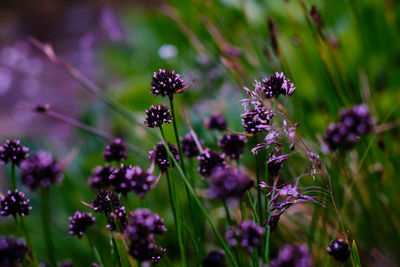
[87,233,104,267]
[11,164,16,190]
[224,202,233,226]
[20,216,39,266]
[246,192,259,224]
[41,187,57,267]
[263,188,276,264]
[158,130,239,267]
[253,136,264,224]
[111,235,122,267]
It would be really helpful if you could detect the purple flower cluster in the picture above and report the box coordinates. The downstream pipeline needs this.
[0,190,31,218]
[323,104,374,153]
[181,133,202,158]
[0,236,29,266]
[144,104,172,128]
[327,239,350,262]
[0,140,29,166]
[208,168,254,204]
[126,209,167,264]
[226,220,265,252]
[107,206,128,231]
[103,138,127,162]
[149,142,180,173]
[20,150,63,191]
[218,134,247,159]
[69,211,96,238]
[198,149,226,177]
[91,190,121,214]
[268,244,312,267]
[261,72,296,98]
[150,69,185,98]
[241,107,274,134]
[88,164,115,190]
[206,112,227,131]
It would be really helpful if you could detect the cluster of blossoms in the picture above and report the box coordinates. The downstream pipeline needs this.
[323,104,374,153]
[0,236,29,266]
[0,189,32,218]
[268,244,312,267]
[226,220,265,252]
[144,104,172,128]
[197,149,226,177]
[180,133,201,158]
[126,209,167,264]
[206,112,227,131]
[218,134,247,159]
[69,211,96,238]
[103,138,127,162]
[149,142,180,173]
[0,140,29,166]
[91,190,122,214]
[327,239,351,262]
[88,164,116,190]
[107,206,128,231]
[150,69,185,98]
[261,72,296,99]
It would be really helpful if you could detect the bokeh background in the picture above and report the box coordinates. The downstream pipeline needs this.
[0,0,399,266]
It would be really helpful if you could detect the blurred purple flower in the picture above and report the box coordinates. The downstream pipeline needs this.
[268,244,312,267]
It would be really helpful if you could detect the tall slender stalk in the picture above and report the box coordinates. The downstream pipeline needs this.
[224,202,233,226]
[41,187,57,267]
[11,164,16,190]
[87,233,104,267]
[253,136,264,224]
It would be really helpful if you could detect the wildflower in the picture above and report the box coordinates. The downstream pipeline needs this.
[107,206,128,231]
[208,168,254,204]
[0,236,29,266]
[218,134,247,159]
[88,164,115,190]
[109,164,134,194]
[128,166,156,197]
[261,72,295,98]
[327,239,350,262]
[181,133,202,158]
[69,211,95,238]
[20,150,63,191]
[149,142,180,173]
[103,138,127,162]
[202,251,226,267]
[92,190,121,214]
[226,220,265,252]
[128,239,165,264]
[241,107,274,134]
[198,149,226,177]
[206,112,227,131]
[150,69,185,98]
[0,190,31,217]
[267,153,293,178]
[0,140,29,166]
[144,104,172,128]
[268,244,312,267]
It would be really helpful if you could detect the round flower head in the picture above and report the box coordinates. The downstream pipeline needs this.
[128,166,156,197]
[0,236,29,266]
[226,220,265,253]
[144,104,172,128]
[218,134,247,159]
[206,112,227,131]
[92,190,121,214]
[69,211,95,238]
[107,206,128,232]
[269,244,312,267]
[241,107,274,134]
[0,190,32,217]
[327,239,350,262]
[181,133,202,158]
[129,238,166,264]
[20,150,63,191]
[103,138,127,162]
[0,139,29,166]
[149,142,180,173]
[202,250,226,267]
[261,72,295,98]
[126,208,167,240]
[88,164,115,190]
[198,149,226,177]
[150,69,185,98]
[109,164,134,194]
[208,168,254,204]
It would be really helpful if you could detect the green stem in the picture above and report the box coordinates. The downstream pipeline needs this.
[263,188,276,264]
[20,216,39,266]
[224,202,233,226]
[158,131,239,267]
[246,192,259,224]
[253,136,264,224]
[87,233,104,267]
[41,187,57,267]
[111,235,122,267]
[11,164,16,190]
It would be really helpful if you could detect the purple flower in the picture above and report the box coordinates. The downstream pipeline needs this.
[267,153,293,178]
[181,133,202,158]
[208,168,254,204]
[0,140,29,166]
[0,236,29,266]
[128,238,166,264]
[128,166,156,197]
[261,72,295,98]
[149,142,180,173]
[88,164,115,190]
[107,206,128,232]
[327,239,350,262]
[0,189,31,217]
[103,138,127,162]
[202,251,226,267]
[20,150,63,191]
[91,190,121,214]
[206,112,227,131]
[150,69,185,98]
[226,220,265,252]
[218,134,247,159]
[268,244,312,267]
[144,104,172,128]
[109,164,133,194]
[198,149,226,177]
[241,107,274,134]
[69,211,95,238]
[126,209,167,240]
